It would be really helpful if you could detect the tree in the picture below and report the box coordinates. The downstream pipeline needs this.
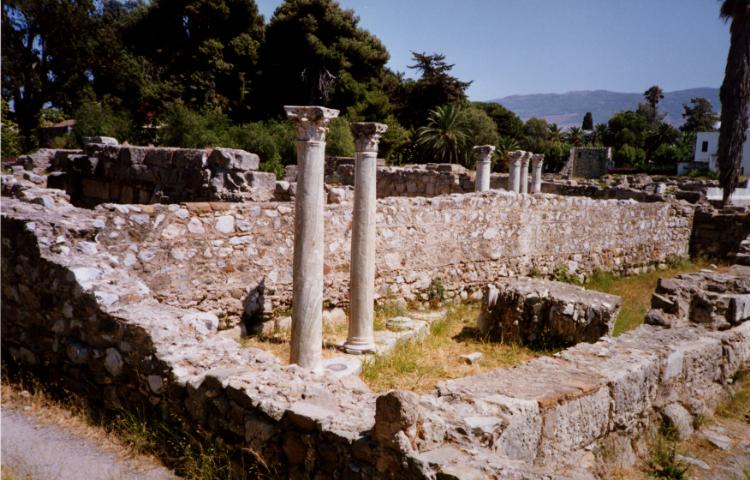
[521,117,550,153]
[495,136,520,170]
[128,0,266,118]
[642,85,665,124]
[399,52,471,128]
[325,117,355,157]
[565,127,584,147]
[473,102,523,140]
[2,0,99,146]
[582,112,594,130]
[415,104,470,165]
[256,0,388,117]
[463,106,499,147]
[717,0,750,204]
[681,97,720,132]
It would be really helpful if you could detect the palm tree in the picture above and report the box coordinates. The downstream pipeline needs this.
[565,127,584,147]
[548,124,561,142]
[495,136,520,171]
[415,104,470,165]
[644,85,664,111]
[717,0,750,205]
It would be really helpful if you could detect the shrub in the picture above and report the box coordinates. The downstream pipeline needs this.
[157,103,229,148]
[614,144,647,168]
[326,117,355,157]
[73,101,134,143]
[1,99,21,158]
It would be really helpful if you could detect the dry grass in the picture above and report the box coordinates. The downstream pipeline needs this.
[360,302,538,393]
[0,380,173,478]
[585,258,718,336]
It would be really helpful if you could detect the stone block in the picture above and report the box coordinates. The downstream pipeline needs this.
[479,277,621,347]
[209,148,259,171]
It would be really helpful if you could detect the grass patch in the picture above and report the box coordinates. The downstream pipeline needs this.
[360,302,538,393]
[585,258,714,336]
[715,370,750,420]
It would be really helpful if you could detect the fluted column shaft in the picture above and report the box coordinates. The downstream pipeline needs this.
[531,154,544,193]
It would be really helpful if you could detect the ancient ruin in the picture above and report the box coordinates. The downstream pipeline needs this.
[2,114,750,479]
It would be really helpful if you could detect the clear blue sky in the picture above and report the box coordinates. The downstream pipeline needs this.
[255,0,730,101]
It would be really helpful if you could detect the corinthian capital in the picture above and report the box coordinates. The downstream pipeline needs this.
[351,122,388,153]
[284,106,340,142]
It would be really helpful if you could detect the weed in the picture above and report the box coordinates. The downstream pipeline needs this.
[646,427,689,480]
[427,277,446,307]
[552,264,582,285]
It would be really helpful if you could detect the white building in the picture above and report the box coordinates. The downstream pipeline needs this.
[687,130,750,176]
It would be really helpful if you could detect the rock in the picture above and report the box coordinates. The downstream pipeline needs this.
[322,308,347,329]
[214,215,235,234]
[703,427,732,450]
[208,148,260,171]
[182,311,220,334]
[675,454,710,471]
[460,352,483,365]
[661,403,693,440]
[373,390,420,446]
[147,375,164,394]
[104,348,124,376]
[82,136,119,146]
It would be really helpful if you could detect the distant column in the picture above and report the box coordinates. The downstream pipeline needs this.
[285,105,339,368]
[508,151,523,193]
[345,122,387,354]
[473,145,495,192]
[531,154,545,193]
[520,152,531,194]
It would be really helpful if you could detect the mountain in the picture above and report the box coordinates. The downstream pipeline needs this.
[489,87,720,129]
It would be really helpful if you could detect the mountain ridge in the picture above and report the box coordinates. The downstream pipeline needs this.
[489,87,720,129]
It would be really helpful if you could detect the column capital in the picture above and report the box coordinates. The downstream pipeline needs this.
[520,151,532,166]
[509,150,524,165]
[284,106,340,142]
[472,145,496,159]
[531,153,545,167]
[351,122,388,152]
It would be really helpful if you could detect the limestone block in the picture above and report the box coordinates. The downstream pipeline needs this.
[209,148,260,171]
[373,390,420,446]
[661,403,693,440]
[479,277,621,347]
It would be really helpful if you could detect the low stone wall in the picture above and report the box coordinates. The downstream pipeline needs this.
[479,278,622,347]
[2,200,748,478]
[689,207,750,260]
[49,144,276,206]
[336,163,507,198]
[71,191,694,328]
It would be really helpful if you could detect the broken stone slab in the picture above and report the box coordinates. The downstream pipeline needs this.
[660,403,694,440]
[479,277,622,347]
[208,148,260,171]
[82,136,119,146]
[460,352,482,365]
[702,427,733,450]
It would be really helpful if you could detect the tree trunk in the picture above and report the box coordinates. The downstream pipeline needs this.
[718,9,750,205]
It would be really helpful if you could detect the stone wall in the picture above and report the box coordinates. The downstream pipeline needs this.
[336,163,506,198]
[49,144,277,206]
[81,192,693,328]
[560,147,613,179]
[2,197,748,478]
[689,207,750,260]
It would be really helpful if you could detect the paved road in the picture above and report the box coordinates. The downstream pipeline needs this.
[1,408,175,480]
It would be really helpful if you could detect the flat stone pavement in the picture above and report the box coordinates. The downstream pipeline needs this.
[1,407,176,480]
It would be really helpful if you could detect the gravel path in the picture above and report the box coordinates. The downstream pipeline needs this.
[1,408,176,480]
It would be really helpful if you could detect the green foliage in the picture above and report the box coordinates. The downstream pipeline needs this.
[378,115,411,163]
[73,101,134,142]
[681,97,719,132]
[158,103,230,148]
[582,111,594,130]
[325,117,356,157]
[542,141,572,173]
[496,136,521,170]
[1,99,21,157]
[565,127,584,147]
[226,120,295,178]
[462,105,499,147]
[473,102,524,140]
[521,117,550,153]
[48,134,77,149]
[256,0,389,116]
[615,144,647,168]
[552,264,582,285]
[427,277,446,308]
[646,427,689,480]
[415,104,470,165]
[399,52,471,128]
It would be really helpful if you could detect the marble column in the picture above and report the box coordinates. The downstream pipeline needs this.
[508,151,523,193]
[520,152,531,194]
[285,105,339,368]
[345,122,388,354]
[531,154,544,193]
[473,145,495,192]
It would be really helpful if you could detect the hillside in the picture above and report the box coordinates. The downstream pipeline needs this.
[490,87,720,129]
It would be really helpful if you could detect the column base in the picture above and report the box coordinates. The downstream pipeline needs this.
[342,339,377,354]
